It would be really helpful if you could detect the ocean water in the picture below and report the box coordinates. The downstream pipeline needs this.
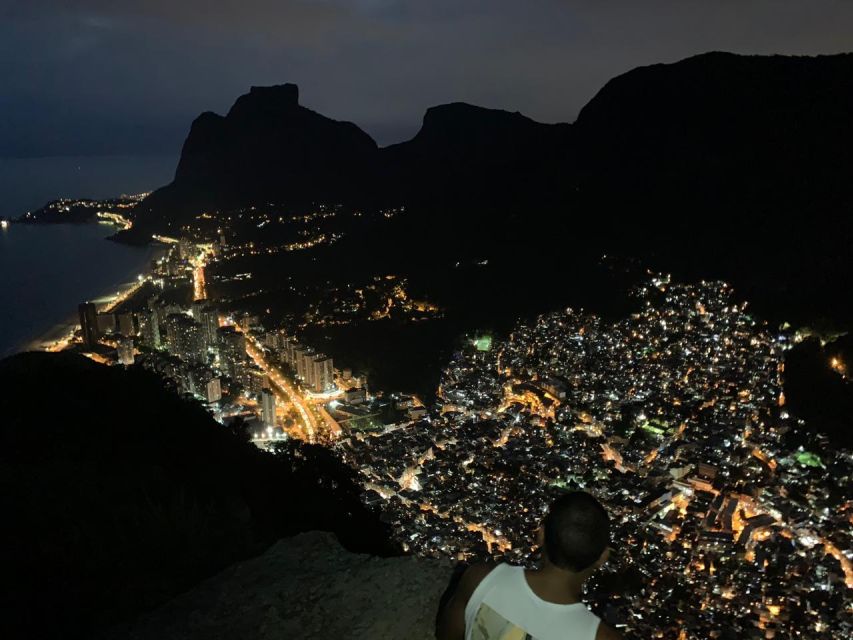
[0,155,177,358]
[0,223,162,358]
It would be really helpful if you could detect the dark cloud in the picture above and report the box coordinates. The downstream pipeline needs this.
[1,1,852,155]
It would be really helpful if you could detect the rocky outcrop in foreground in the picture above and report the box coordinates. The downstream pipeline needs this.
[115,532,452,640]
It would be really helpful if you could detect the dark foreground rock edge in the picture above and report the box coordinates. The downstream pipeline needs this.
[110,531,453,640]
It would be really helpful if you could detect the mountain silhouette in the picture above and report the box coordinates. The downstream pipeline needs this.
[132,52,853,230]
[136,83,380,233]
[126,51,853,325]
[574,51,853,228]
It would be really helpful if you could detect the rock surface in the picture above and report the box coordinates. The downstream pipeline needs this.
[116,532,453,640]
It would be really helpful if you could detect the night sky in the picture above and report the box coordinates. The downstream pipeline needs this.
[2,1,852,156]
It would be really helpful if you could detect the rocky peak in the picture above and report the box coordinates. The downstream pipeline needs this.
[227,83,301,120]
[412,102,545,146]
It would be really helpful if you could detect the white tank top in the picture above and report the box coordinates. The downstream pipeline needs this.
[464,563,601,640]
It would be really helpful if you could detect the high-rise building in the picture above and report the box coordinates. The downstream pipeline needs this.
[117,338,135,366]
[239,314,260,333]
[261,387,276,427]
[241,364,267,397]
[344,387,366,405]
[78,302,100,347]
[284,341,300,368]
[97,312,117,335]
[178,237,193,261]
[217,326,246,379]
[191,300,206,319]
[265,329,290,352]
[116,313,135,337]
[165,313,206,363]
[206,377,222,403]
[198,307,220,350]
[136,308,161,349]
[311,354,334,393]
[264,331,280,350]
[292,344,316,386]
[161,303,183,318]
[186,365,208,398]
[274,333,291,365]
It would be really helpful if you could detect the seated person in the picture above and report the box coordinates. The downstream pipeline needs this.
[436,491,622,640]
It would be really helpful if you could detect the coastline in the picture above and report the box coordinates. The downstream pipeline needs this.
[2,221,168,357]
[22,275,154,353]
[0,154,176,221]
[23,311,80,353]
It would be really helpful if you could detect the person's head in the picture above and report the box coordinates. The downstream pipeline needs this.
[539,491,611,574]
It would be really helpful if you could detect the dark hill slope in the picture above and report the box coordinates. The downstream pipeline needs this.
[574,51,853,228]
[382,102,572,210]
[0,352,394,640]
[571,52,853,324]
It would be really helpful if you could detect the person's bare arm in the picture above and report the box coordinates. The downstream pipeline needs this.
[595,621,624,640]
[435,563,495,640]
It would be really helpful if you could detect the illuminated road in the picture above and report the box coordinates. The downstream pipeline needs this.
[245,337,317,441]
[193,265,206,301]
[190,246,213,301]
[103,279,144,313]
[244,336,341,443]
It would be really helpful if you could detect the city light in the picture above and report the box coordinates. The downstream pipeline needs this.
[34,221,851,640]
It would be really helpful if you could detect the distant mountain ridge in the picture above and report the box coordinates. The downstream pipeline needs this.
[127,51,853,326]
[381,102,571,210]
[131,51,853,233]
[133,81,572,234]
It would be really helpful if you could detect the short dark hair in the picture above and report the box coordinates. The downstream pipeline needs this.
[543,491,610,571]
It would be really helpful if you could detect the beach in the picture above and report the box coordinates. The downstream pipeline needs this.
[0,222,163,357]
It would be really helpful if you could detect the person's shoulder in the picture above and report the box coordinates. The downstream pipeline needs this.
[435,562,502,640]
[464,562,500,579]
[594,621,623,640]
[455,562,499,598]
[460,562,498,587]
